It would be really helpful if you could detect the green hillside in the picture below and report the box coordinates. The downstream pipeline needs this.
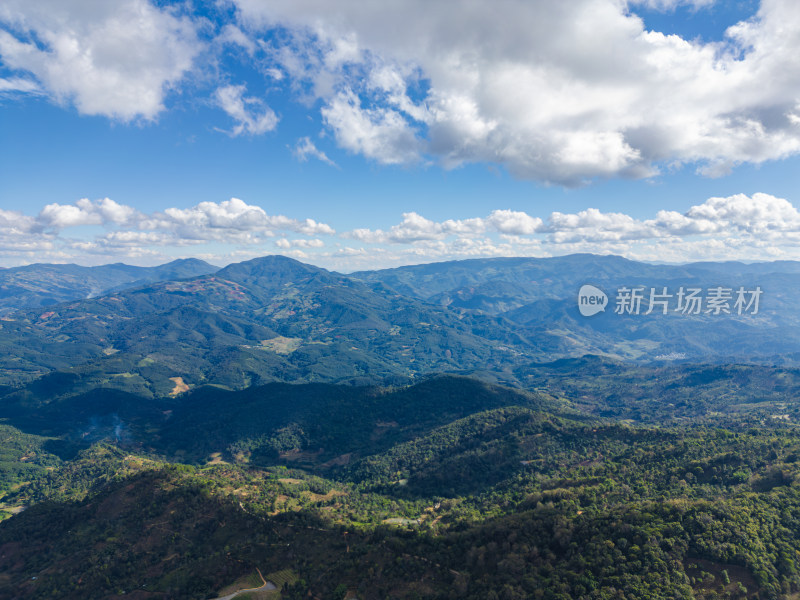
[3,255,800,598]
[3,393,800,598]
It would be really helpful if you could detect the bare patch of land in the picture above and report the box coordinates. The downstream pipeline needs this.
[169,376,190,396]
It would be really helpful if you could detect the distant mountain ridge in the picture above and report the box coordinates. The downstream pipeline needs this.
[0,258,218,315]
[0,255,529,392]
[352,254,800,312]
[1,253,799,395]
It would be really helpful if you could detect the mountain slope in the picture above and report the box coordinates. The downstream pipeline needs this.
[4,400,800,599]
[0,256,536,391]
[0,259,218,315]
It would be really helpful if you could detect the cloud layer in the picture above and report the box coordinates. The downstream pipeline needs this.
[2,1,799,181]
[0,197,335,261]
[3,193,800,270]
[229,0,800,184]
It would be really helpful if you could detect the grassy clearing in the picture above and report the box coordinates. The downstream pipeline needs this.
[265,569,298,590]
[259,336,302,355]
[216,570,265,596]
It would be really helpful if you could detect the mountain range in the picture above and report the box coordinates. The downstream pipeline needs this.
[1,253,799,398]
[3,253,800,599]
[0,258,217,315]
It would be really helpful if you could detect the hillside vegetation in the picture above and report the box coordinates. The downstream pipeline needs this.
[3,254,800,598]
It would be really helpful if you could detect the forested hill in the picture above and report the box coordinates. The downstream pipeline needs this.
[0,255,530,392]
[3,378,800,598]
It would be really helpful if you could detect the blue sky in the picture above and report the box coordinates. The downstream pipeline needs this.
[1,0,799,271]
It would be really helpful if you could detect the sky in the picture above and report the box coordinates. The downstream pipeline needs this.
[1,0,799,271]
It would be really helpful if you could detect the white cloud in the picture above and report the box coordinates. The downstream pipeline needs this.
[275,238,324,248]
[0,208,54,253]
[0,208,39,233]
[441,217,486,236]
[231,0,800,184]
[0,236,56,253]
[684,192,800,233]
[216,24,256,55]
[5,192,800,269]
[3,0,798,186]
[295,219,335,236]
[292,136,337,167]
[628,0,716,10]
[321,89,422,164]
[88,231,178,248]
[0,76,40,94]
[347,212,486,244]
[347,210,541,243]
[387,212,448,242]
[0,197,334,265]
[38,198,139,229]
[546,208,659,243]
[0,0,201,121]
[367,63,430,123]
[215,84,279,136]
[153,198,334,243]
[486,210,543,235]
[336,192,800,266]
[649,209,720,235]
[39,203,102,228]
[163,198,269,232]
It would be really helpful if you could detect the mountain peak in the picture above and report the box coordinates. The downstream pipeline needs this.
[161,258,215,268]
[215,255,337,287]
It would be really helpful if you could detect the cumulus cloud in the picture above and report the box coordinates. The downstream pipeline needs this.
[215,84,279,136]
[151,198,334,242]
[163,198,272,232]
[295,219,336,236]
[348,212,487,244]
[0,0,201,121]
[275,237,324,248]
[0,208,39,233]
[230,0,800,184]
[0,208,55,254]
[547,208,659,243]
[4,0,799,185]
[547,194,800,245]
[0,197,335,265]
[321,89,423,164]
[4,192,800,269]
[486,210,544,235]
[683,192,800,233]
[337,193,800,265]
[39,198,139,229]
[346,210,543,243]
